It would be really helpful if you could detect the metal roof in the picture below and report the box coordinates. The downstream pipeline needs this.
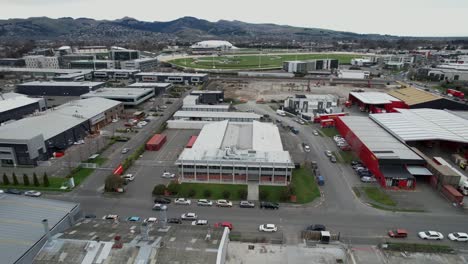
[17,81,104,87]
[0,67,90,74]
[370,108,468,144]
[340,116,422,161]
[0,195,78,264]
[173,111,261,119]
[128,82,172,88]
[135,72,207,77]
[81,88,153,98]
[406,166,433,176]
[388,87,440,105]
[0,93,42,114]
[350,92,400,105]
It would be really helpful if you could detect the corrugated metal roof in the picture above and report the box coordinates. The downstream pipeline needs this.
[370,108,468,144]
[0,93,42,114]
[407,166,433,176]
[17,81,104,87]
[0,195,78,264]
[388,87,440,105]
[350,92,400,105]
[173,111,261,119]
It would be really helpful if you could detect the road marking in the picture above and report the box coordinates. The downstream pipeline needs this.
[169,237,176,242]
[69,230,77,235]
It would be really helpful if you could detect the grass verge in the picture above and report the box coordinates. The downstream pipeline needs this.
[363,187,397,206]
[384,242,454,254]
[352,187,361,198]
[178,183,247,200]
[320,127,339,137]
[336,151,357,164]
[369,202,426,212]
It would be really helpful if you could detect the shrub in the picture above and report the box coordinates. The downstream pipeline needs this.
[12,173,19,185]
[2,173,10,185]
[203,189,212,198]
[280,188,291,202]
[187,188,196,198]
[23,173,30,186]
[222,190,231,199]
[43,172,50,187]
[238,189,248,200]
[259,189,269,200]
[167,181,180,195]
[33,173,40,187]
[152,184,167,196]
[104,174,124,192]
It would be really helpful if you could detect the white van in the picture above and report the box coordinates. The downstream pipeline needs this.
[276,110,286,116]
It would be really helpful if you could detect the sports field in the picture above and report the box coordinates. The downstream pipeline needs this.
[169,53,356,70]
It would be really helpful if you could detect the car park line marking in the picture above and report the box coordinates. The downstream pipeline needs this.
[88,232,96,236]
[69,230,77,235]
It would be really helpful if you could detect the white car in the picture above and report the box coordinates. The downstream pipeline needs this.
[161,172,175,178]
[325,150,332,157]
[216,199,233,207]
[175,198,191,205]
[102,214,119,220]
[304,145,311,152]
[448,232,468,242]
[192,220,208,226]
[144,217,158,223]
[24,190,42,197]
[152,203,168,211]
[418,231,444,240]
[181,212,198,220]
[121,148,130,154]
[122,174,135,181]
[197,199,213,206]
[360,176,377,183]
[312,130,319,136]
[259,224,278,232]
[112,119,119,123]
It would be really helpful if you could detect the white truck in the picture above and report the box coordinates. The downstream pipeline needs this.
[434,157,468,195]
[276,109,286,116]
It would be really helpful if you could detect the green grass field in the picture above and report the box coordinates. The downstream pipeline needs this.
[170,53,356,69]
[363,187,397,206]
[178,183,247,200]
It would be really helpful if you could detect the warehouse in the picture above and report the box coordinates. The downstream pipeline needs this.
[176,120,294,185]
[93,69,140,80]
[80,87,154,106]
[0,93,46,124]
[135,72,209,85]
[190,90,224,104]
[388,87,468,110]
[0,98,123,166]
[336,116,425,189]
[173,111,261,122]
[16,81,105,96]
[348,92,407,113]
[0,195,80,264]
[0,67,92,81]
[128,82,172,96]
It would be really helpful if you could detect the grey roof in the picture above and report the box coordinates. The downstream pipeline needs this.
[370,108,468,144]
[128,82,172,88]
[0,194,78,264]
[81,88,153,99]
[93,69,140,73]
[0,67,90,74]
[340,116,422,161]
[17,81,104,87]
[0,93,42,113]
[135,72,207,77]
[173,111,261,119]
[350,92,400,105]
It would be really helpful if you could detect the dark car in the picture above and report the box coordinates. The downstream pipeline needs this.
[84,214,96,219]
[306,224,326,231]
[260,201,279,209]
[5,189,23,195]
[167,218,182,224]
[154,197,171,204]
[351,161,362,166]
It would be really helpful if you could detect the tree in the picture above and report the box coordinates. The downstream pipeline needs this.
[167,181,180,195]
[187,188,196,198]
[203,189,212,198]
[43,172,50,187]
[222,190,231,199]
[104,174,124,192]
[238,189,248,200]
[12,172,19,185]
[23,173,30,186]
[259,189,269,200]
[152,184,166,196]
[2,173,10,185]
[33,172,40,187]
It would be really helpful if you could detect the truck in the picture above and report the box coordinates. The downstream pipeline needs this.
[434,157,468,195]
[276,109,286,116]
[441,185,463,205]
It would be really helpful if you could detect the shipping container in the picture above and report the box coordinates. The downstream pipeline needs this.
[186,136,198,148]
[441,184,463,204]
[146,134,167,151]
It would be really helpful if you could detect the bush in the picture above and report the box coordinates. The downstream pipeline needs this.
[152,184,167,196]
[43,172,50,187]
[12,173,19,185]
[167,181,180,195]
[33,173,40,187]
[222,190,231,199]
[2,173,10,185]
[23,174,30,186]
[238,189,248,200]
[104,174,124,192]
[280,188,291,202]
[187,188,196,197]
[259,189,269,200]
[203,189,212,198]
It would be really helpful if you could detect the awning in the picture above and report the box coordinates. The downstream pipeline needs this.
[406,166,433,176]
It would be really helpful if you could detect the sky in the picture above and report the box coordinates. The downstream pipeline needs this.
[0,0,467,37]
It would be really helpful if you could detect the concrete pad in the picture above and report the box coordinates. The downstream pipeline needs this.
[247,182,259,201]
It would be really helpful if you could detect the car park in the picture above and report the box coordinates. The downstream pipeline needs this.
[181,213,198,220]
[448,232,468,242]
[154,197,171,204]
[214,222,234,230]
[324,150,332,157]
[161,172,175,178]
[127,216,141,222]
[167,218,182,224]
[102,214,119,220]
[361,176,377,183]
[259,224,278,232]
[306,224,326,231]
[5,189,23,195]
[144,217,158,223]
[418,231,444,240]
[121,148,130,154]
[24,190,42,197]
[192,220,208,226]
[152,203,168,211]
[239,200,255,208]
[175,198,191,205]
[388,229,408,238]
[197,199,213,206]
[216,199,233,207]
[260,201,279,209]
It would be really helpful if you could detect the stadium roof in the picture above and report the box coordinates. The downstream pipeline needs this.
[191,40,237,49]
[17,81,104,87]
[340,116,422,161]
[370,108,468,144]
[350,92,400,105]
[0,93,42,114]
[388,87,440,105]
[0,194,78,264]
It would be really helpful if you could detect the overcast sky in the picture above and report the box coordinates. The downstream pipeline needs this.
[1,0,467,37]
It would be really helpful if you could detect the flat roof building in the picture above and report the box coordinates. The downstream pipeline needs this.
[0,67,92,81]
[128,82,172,96]
[135,72,208,85]
[0,93,46,124]
[176,120,294,185]
[121,57,158,71]
[388,87,468,110]
[16,81,105,96]
[348,92,406,113]
[93,69,140,79]
[173,111,261,122]
[80,87,155,106]
[284,94,339,119]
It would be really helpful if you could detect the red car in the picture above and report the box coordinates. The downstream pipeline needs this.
[214,222,233,230]
[388,229,408,238]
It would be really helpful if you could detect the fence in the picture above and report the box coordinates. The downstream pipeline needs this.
[229,231,284,244]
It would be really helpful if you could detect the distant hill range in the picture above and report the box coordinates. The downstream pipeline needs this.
[0,16,464,42]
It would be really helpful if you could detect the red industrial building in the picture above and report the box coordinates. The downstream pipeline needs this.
[146,134,166,151]
[348,92,407,113]
[336,116,426,189]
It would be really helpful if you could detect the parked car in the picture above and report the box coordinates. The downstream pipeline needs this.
[121,148,130,154]
[167,218,182,224]
[24,190,42,197]
[303,143,311,152]
[306,224,326,231]
[144,217,158,223]
[175,198,191,205]
[192,220,208,226]
[5,189,23,195]
[154,197,171,204]
[260,201,279,209]
[127,216,141,222]
[418,231,444,240]
[84,214,96,219]
[216,199,233,207]
[388,229,408,238]
[239,200,255,208]
[324,150,332,157]
[161,172,175,178]
[312,130,319,136]
[351,161,362,166]
[361,176,377,183]
[102,214,119,220]
[214,222,234,230]
[152,203,168,211]
[122,174,135,181]
[181,213,198,220]
[448,232,468,242]
[259,224,278,232]
[329,155,337,163]
[197,199,213,206]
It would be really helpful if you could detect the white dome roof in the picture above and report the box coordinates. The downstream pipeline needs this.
[191,40,236,49]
